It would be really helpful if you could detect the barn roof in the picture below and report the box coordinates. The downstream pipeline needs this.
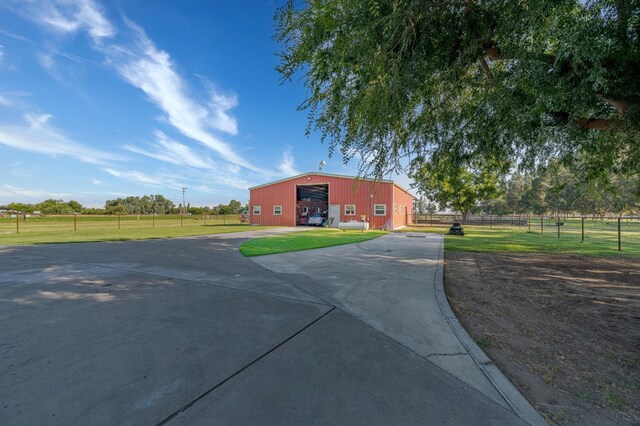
[248,172,415,198]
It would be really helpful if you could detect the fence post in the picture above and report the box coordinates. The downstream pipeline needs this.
[223,213,226,225]
[74,214,77,232]
[152,214,155,228]
[540,216,543,234]
[581,217,584,242]
[618,217,621,251]
[180,214,183,227]
[557,216,560,239]
[118,214,121,230]
[203,214,206,226]
[16,214,19,233]
[528,215,531,231]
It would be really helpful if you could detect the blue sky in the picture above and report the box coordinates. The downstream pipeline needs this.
[0,0,413,208]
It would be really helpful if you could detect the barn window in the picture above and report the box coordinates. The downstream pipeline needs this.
[374,204,386,216]
[253,205,261,215]
[344,204,356,215]
[302,206,308,215]
[394,204,398,214]
[273,205,282,215]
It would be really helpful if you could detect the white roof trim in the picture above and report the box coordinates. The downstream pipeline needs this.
[249,172,393,190]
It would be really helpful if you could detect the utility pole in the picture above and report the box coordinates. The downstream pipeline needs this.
[182,187,187,215]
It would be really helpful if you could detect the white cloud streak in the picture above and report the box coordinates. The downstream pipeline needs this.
[25,0,260,172]
[103,22,257,170]
[6,0,266,193]
[0,112,123,164]
[37,52,55,70]
[102,168,185,190]
[124,131,216,170]
[26,0,115,42]
[0,184,71,200]
[103,164,254,193]
[278,149,300,176]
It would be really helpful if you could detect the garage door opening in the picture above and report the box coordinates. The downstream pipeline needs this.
[296,184,328,226]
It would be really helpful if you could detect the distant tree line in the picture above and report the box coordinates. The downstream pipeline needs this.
[1,195,247,216]
[414,158,640,218]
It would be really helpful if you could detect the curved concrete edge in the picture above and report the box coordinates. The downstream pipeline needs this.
[432,235,548,426]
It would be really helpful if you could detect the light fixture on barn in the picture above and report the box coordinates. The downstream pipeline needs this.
[318,160,326,172]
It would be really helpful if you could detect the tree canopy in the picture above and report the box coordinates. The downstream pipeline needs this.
[105,195,176,215]
[412,155,501,219]
[275,0,640,178]
[3,199,83,214]
[451,157,640,216]
[1,197,247,216]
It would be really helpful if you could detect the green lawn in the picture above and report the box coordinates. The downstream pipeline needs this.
[0,215,271,245]
[239,228,387,257]
[400,218,640,258]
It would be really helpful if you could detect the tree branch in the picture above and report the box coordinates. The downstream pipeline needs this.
[597,95,631,114]
[479,56,492,78]
[575,117,621,130]
[482,43,632,115]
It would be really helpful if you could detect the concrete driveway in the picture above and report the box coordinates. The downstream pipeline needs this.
[1,229,540,425]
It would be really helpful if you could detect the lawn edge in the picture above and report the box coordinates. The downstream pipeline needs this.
[240,230,386,257]
[436,242,548,426]
[0,226,275,246]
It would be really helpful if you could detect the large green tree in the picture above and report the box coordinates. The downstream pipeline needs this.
[276,0,640,177]
[104,195,176,215]
[412,160,501,219]
[36,199,75,215]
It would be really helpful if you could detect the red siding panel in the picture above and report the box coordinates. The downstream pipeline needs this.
[249,174,414,230]
[392,184,415,229]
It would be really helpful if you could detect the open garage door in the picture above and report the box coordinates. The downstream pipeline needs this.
[296,184,328,226]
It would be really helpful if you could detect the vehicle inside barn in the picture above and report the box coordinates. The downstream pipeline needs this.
[296,184,328,226]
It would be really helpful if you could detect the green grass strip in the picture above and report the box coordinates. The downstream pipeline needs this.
[0,224,273,246]
[398,221,640,258]
[239,228,387,257]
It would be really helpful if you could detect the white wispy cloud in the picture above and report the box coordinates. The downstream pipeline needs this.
[202,169,254,190]
[91,179,105,185]
[37,52,55,70]
[124,131,216,170]
[102,168,185,190]
[0,44,16,71]
[103,21,257,171]
[0,184,71,200]
[205,82,238,135]
[0,112,123,164]
[24,0,115,42]
[0,94,10,106]
[6,0,265,184]
[278,149,300,176]
[103,165,253,193]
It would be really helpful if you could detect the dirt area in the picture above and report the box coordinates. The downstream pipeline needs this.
[444,252,640,425]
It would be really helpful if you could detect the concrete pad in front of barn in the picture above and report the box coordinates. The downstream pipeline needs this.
[0,229,536,425]
[170,309,525,426]
[253,232,546,425]
[0,240,330,425]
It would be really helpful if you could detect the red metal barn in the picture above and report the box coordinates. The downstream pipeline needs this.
[248,172,415,230]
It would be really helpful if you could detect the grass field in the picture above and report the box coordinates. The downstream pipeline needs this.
[400,218,640,258]
[0,215,270,245]
[239,228,387,257]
